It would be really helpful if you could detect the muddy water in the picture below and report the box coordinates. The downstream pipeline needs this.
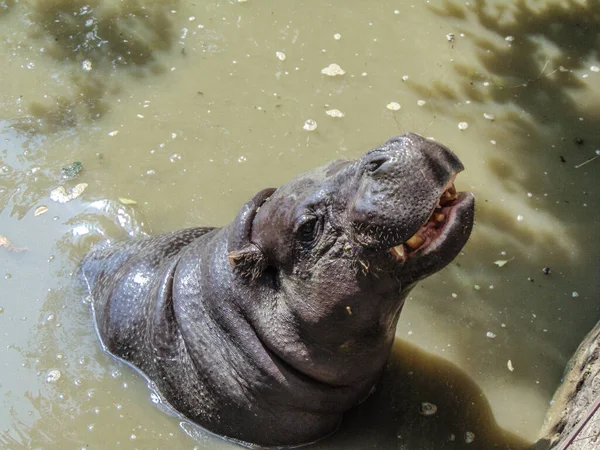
[1,0,599,448]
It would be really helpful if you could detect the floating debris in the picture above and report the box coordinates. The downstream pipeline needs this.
[420,402,438,416]
[303,119,318,131]
[325,109,345,118]
[458,122,469,130]
[34,205,49,216]
[46,369,61,383]
[321,63,345,76]
[494,258,513,267]
[61,161,83,180]
[486,331,497,339]
[333,33,341,40]
[82,59,92,71]
[483,113,495,121]
[402,75,409,81]
[507,360,515,372]
[50,183,88,203]
[474,284,481,290]
[275,51,286,61]
[572,291,579,298]
[542,267,551,275]
[346,306,352,315]
[591,66,599,72]
[0,236,26,252]
[574,150,600,168]
[108,130,119,137]
[465,431,475,444]
[118,198,138,205]
[386,102,401,111]
[446,33,455,42]
[417,100,426,106]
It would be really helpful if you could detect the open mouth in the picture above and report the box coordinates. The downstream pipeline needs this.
[389,176,468,262]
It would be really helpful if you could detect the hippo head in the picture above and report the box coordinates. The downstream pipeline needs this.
[227,133,474,391]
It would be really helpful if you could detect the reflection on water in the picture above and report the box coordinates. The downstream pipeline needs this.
[0,0,599,448]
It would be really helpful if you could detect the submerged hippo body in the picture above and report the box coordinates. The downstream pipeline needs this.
[81,133,475,446]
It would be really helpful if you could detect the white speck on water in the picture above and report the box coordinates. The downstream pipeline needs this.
[517,215,524,221]
[408,330,413,335]
[465,431,475,443]
[446,33,455,42]
[458,122,469,130]
[508,360,515,371]
[82,60,92,71]
[505,36,515,41]
[237,156,247,163]
[402,75,409,81]
[501,323,506,328]
[130,434,137,440]
[333,33,341,40]
[420,402,438,416]
[169,153,182,163]
[483,113,495,120]
[275,51,286,61]
[108,130,119,137]
[527,192,533,197]
[572,291,579,298]
[189,16,196,21]
[136,114,144,119]
[394,9,400,14]
[321,63,345,76]
[417,100,426,106]
[451,293,457,298]
[490,140,496,145]
[325,109,345,118]
[46,369,61,383]
[361,72,368,76]
[591,66,600,72]
[486,331,496,338]
[386,102,401,111]
[303,119,318,131]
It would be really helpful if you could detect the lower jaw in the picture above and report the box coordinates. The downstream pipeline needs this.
[389,191,473,262]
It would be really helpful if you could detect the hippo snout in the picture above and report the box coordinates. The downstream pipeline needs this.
[346,133,468,252]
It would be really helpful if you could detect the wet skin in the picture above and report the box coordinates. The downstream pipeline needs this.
[81,133,475,446]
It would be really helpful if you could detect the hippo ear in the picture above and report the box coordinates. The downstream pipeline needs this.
[227,244,267,280]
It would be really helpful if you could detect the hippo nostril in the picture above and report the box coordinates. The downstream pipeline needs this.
[365,155,390,174]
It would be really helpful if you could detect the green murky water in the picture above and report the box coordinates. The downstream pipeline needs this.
[1,0,599,448]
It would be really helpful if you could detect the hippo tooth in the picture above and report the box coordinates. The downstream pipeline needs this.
[405,234,425,249]
[391,244,405,259]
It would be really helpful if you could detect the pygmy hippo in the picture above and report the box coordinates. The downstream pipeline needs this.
[81,133,475,446]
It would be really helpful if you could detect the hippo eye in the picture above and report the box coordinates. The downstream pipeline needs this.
[366,155,389,173]
[296,215,322,246]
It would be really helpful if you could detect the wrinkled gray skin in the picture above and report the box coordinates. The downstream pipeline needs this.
[81,133,475,447]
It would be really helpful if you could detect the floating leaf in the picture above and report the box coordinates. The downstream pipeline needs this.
[34,205,49,216]
[0,235,26,252]
[321,63,345,76]
[325,109,345,118]
[494,257,514,267]
[50,183,88,203]
[61,161,83,180]
[118,197,138,205]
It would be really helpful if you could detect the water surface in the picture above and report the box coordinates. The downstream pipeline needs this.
[1,0,599,448]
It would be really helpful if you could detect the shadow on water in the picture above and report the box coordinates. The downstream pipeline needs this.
[2,0,180,133]
[311,339,532,450]
[407,0,600,348]
[412,0,600,200]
